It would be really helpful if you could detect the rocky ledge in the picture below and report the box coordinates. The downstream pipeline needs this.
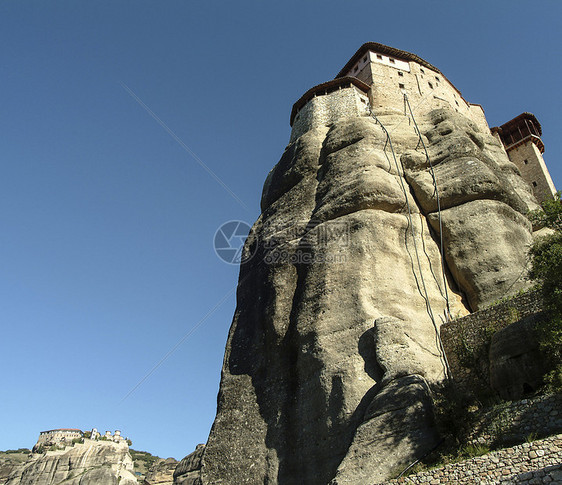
[3,439,137,485]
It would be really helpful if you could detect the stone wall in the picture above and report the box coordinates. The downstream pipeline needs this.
[466,394,562,448]
[289,85,369,142]
[440,289,545,395]
[340,48,491,133]
[370,59,468,122]
[384,434,562,484]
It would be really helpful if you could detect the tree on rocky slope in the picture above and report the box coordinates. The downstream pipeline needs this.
[528,191,562,391]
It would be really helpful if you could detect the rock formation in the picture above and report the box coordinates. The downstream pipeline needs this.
[174,42,550,484]
[405,109,535,310]
[4,440,137,485]
[187,100,537,485]
[0,451,30,485]
[143,458,178,485]
[173,445,204,485]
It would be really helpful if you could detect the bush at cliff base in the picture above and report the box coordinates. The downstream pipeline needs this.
[528,191,562,391]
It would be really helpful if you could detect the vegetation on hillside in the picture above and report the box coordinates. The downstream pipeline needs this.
[528,191,562,391]
[129,448,160,476]
[0,449,31,467]
[2,449,31,455]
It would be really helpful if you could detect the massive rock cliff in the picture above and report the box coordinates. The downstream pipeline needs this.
[143,458,177,485]
[0,451,29,485]
[4,440,137,485]
[187,106,537,484]
[173,445,204,485]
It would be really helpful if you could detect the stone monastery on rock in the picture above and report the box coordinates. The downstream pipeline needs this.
[192,41,560,485]
[290,42,556,202]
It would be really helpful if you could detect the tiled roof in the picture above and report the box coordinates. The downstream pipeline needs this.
[491,112,542,136]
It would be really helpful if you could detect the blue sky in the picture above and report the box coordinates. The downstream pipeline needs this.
[1,1,560,459]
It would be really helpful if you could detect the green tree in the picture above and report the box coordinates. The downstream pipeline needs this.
[528,191,562,390]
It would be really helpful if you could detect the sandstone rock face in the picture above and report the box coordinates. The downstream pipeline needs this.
[144,458,177,485]
[199,107,536,484]
[404,109,534,310]
[0,452,29,484]
[4,440,137,485]
[428,200,532,310]
[331,375,439,484]
[173,445,204,485]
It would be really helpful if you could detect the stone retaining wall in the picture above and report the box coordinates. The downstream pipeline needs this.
[440,289,545,395]
[385,434,562,484]
[466,394,562,448]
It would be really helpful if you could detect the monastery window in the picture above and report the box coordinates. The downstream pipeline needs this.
[524,159,529,165]
[428,82,433,89]
[455,100,459,106]
[389,58,395,64]
[354,66,358,73]
[363,56,367,63]
[398,71,404,76]
[399,83,405,89]
[435,76,440,81]
[377,54,383,60]
[420,68,425,74]
[532,181,538,187]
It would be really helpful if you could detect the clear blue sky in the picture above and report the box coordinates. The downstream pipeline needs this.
[1,1,560,459]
